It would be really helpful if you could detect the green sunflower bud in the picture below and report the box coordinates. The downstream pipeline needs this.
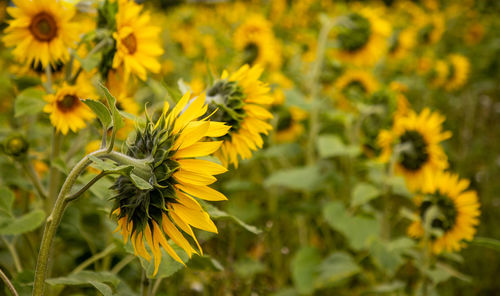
[2,134,29,159]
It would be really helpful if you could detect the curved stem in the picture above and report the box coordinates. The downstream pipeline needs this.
[111,255,135,274]
[65,171,112,202]
[0,267,19,296]
[1,237,22,273]
[71,244,117,274]
[32,149,108,296]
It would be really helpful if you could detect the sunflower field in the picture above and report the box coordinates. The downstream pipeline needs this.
[0,0,499,295]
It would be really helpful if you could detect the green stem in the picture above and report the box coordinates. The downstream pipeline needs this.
[111,255,135,274]
[71,245,117,274]
[105,151,152,180]
[21,160,47,200]
[47,130,62,212]
[1,237,22,273]
[0,267,19,296]
[44,66,53,94]
[150,278,163,296]
[306,18,334,165]
[32,149,108,296]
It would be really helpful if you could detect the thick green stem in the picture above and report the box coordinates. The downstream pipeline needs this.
[47,130,62,212]
[105,151,152,180]
[32,149,108,296]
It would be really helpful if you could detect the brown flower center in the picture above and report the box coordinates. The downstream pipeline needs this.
[122,33,137,54]
[57,94,79,112]
[29,12,58,42]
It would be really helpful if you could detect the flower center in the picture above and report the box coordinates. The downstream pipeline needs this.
[243,42,259,65]
[337,13,372,52]
[419,195,457,233]
[29,12,58,42]
[57,94,79,113]
[276,108,293,131]
[122,33,138,54]
[399,130,429,171]
[418,24,434,44]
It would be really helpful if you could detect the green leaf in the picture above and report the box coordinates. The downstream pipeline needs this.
[291,246,321,295]
[323,201,380,250]
[83,99,112,129]
[315,252,360,288]
[79,54,100,72]
[47,271,120,292]
[264,165,322,192]
[0,187,15,217]
[99,83,125,132]
[202,202,262,234]
[0,209,45,235]
[370,238,414,277]
[88,280,114,296]
[52,157,69,175]
[129,173,153,190]
[470,237,500,252]
[317,134,360,158]
[14,88,45,117]
[234,258,266,278]
[351,182,381,207]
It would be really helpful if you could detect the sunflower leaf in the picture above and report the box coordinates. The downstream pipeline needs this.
[0,187,15,217]
[201,202,262,234]
[14,88,45,117]
[83,99,112,129]
[0,209,45,235]
[99,83,125,132]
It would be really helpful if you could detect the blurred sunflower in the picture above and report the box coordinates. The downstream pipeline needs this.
[273,106,307,143]
[444,54,470,91]
[43,82,95,135]
[207,64,273,167]
[233,15,282,70]
[333,8,391,66]
[388,28,416,60]
[112,92,230,275]
[416,14,445,45]
[3,0,78,67]
[112,0,163,81]
[408,171,480,254]
[334,69,379,111]
[429,59,449,88]
[377,108,451,191]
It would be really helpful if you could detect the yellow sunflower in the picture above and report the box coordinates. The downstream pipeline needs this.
[334,69,379,111]
[332,7,391,66]
[388,28,416,60]
[233,15,282,70]
[113,92,230,275]
[3,0,78,68]
[377,108,451,191]
[416,14,445,45]
[112,0,163,81]
[444,54,470,91]
[429,59,449,89]
[274,106,307,143]
[43,82,95,135]
[207,65,274,167]
[408,171,480,254]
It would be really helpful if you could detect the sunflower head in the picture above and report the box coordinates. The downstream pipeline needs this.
[206,65,273,167]
[43,82,95,135]
[378,108,451,191]
[3,0,78,67]
[445,54,470,91]
[408,171,480,254]
[112,92,230,275]
[337,13,372,52]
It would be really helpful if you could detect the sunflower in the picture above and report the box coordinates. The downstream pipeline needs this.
[429,59,449,89]
[416,14,445,45]
[274,106,307,143]
[444,54,470,91]
[206,65,274,167]
[43,82,95,135]
[334,69,379,111]
[332,8,391,66]
[112,92,230,275]
[377,108,451,191]
[233,15,282,70]
[388,28,416,60]
[407,171,480,254]
[3,0,78,68]
[112,0,163,81]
